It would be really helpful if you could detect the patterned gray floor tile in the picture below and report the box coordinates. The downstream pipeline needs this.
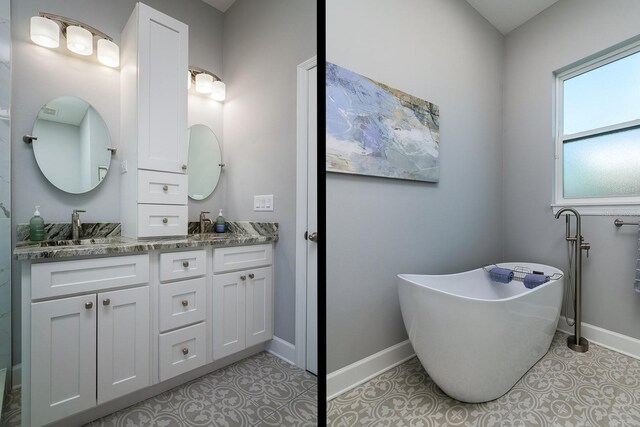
[327,331,640,427]
[261,390,319,427]
[1,352,318,427]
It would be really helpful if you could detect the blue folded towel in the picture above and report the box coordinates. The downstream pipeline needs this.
[523,273,549,289]
[489,267,514,284]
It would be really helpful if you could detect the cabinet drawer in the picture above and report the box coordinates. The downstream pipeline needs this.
[160,249,206,282]
[137,204,187,238]
[31,254,149,299]
[213,244,273,273]
[158,277,206,332]
[159,322,207,381]
[137,170,187,205]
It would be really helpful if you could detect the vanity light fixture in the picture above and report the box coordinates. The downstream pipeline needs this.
[29,13,119,67]
[189,66,226,101]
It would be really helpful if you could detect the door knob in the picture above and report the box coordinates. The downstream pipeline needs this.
[308,232,318,242]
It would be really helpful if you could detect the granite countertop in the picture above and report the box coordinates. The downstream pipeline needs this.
[14,221,278,260]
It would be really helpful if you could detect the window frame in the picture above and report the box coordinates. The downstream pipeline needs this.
[553,40,640,216]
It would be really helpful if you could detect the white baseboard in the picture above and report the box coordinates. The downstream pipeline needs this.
[11,363,20,389]
[266,336,297,366]
[326,340,415,401]
[558,316,640,360]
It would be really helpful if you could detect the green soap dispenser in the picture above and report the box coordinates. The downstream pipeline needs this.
[30,205,45,241]
[215,209,226,233]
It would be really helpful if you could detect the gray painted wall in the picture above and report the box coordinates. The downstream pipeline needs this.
[11,0,223,365]
[222,0,316,345]
[326,0,505,373]
[502,0,640,340]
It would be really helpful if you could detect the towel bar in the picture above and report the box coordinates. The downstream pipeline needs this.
[613,218,639,227]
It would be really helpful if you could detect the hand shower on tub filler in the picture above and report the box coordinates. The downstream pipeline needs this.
[555,207,591,353]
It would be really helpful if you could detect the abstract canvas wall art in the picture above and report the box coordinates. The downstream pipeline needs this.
[326,62,440,182]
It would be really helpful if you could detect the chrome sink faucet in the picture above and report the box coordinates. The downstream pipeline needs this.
[199,211,212,234]
[72,209,86,240]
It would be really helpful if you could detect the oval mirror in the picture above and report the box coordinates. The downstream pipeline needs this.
[31,96,111,194]
[188,124,222,200]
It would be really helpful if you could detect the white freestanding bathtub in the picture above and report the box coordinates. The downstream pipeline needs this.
[397,262,563,403]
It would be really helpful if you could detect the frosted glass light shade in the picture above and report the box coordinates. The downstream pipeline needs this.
[66,25,93,56]
[195,73,213,93]
[211,80,226,101]
[30,16,59,48]
[97,39,119,67]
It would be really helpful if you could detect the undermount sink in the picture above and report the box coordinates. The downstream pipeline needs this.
[16,237,122,248]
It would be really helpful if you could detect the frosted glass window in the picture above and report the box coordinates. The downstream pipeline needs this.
[563,51,640,135]
[563,128,640,199]
[556,41,640,205]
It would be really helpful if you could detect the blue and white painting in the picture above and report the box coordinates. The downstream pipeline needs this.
[326,62,440,182]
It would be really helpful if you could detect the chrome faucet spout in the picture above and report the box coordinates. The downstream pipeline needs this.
[71,209,86,240]
[199,211,212,234]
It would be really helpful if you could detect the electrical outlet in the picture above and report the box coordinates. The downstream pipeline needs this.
[254,195,274,212]
[120,160,128,174]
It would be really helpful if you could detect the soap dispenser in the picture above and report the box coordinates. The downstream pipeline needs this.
[215,209,226,233]
[30,205,45,241]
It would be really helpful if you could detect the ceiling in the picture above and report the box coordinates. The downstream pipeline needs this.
[465,0,560,35]
[200,0,237,13]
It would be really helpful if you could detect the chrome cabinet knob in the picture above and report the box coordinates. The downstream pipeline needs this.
[240,275,246,281]
[183,261,189,268]
[181,300,189,307]
[162,185,168,191]
[162,218,168,224]
[103,298,111,306]
[85,301,93,309]
[248,273,255,279]
[182,164,187,171]
[182,348,189,355]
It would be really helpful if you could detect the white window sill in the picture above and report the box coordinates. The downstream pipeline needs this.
[551,203,640,216]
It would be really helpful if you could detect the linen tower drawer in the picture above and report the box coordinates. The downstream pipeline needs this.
[137,170,187,205]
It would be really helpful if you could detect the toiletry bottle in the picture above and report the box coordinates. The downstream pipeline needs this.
[30,205,45,241]
[215,209,226,233]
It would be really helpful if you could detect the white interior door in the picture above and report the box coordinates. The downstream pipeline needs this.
[305,65,318,375]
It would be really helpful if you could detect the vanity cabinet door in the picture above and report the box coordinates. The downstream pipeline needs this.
[136,3,188,174]
[97,286,150,404]
[213,272,246,360]
[31,295,97,427]
[245,266,273,348]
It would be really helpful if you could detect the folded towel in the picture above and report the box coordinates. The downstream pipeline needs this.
[523,273,549,289]
[489,267,514,284]
[636,225,640,293]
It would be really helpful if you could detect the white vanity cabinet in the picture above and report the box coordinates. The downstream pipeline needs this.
[157,250,208,381]
[24,255,151,427]
[213,245,274,360]
[120,2,189,238]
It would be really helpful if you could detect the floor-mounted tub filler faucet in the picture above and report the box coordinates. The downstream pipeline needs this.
[555,207,591,352]
[72,209,86,240]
